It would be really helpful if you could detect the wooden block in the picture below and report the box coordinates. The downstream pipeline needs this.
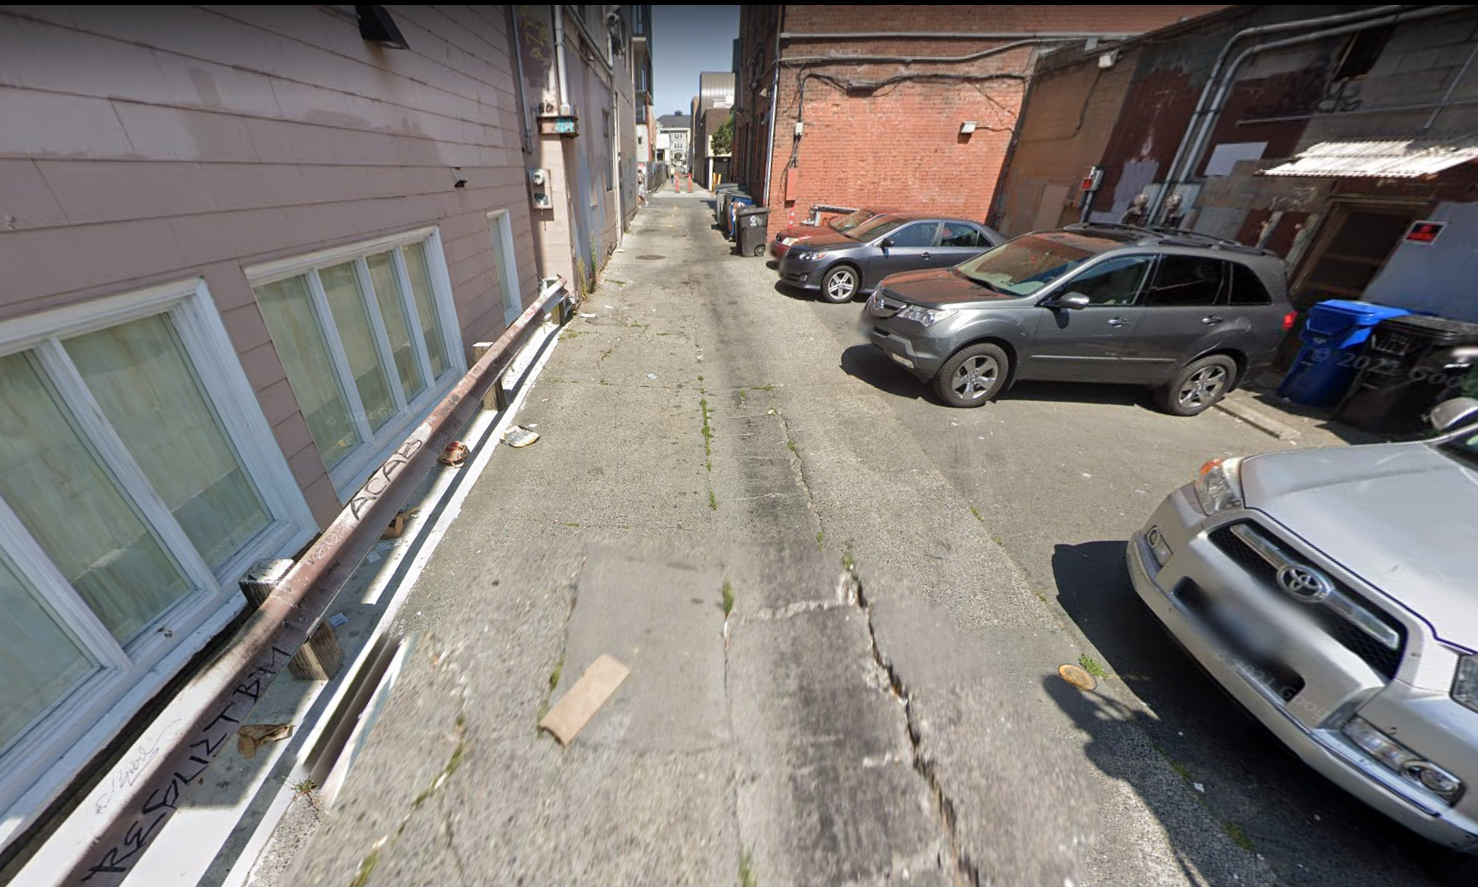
[288,621,343,681]
[538,654,629,745]
[471,341,500,411]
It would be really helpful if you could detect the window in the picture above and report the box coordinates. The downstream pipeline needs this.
[940,222,988,248]
[1334,26,1393,80]
[1227,262,1274,305]
[248,230,465,497]
[0,280,313,812]
[1143,256,1225,307]
[1062,255,1155,306]
[882,222,939,248]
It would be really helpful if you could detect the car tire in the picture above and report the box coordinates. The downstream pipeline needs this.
[820,264,860,303]
[933,343,1009,408]
[1156,354,1238,416]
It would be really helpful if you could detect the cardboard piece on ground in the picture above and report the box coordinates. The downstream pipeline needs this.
[539,654,630,746]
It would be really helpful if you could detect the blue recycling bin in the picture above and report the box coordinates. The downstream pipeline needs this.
[1277,299,1411,406]
[726,195,753,240]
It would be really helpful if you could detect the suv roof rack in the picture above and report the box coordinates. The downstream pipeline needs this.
[1061,222,1277,257]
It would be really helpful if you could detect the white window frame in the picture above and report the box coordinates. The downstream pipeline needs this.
[245,227,468,499]
[487,211,525,324]
[0,277,317,828]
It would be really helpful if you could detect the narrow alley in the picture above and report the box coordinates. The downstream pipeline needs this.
[275,190,1435,887]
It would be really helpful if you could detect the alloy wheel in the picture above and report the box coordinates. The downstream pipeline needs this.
[1178,364,1228,409]
[826,268,857,301]
[951,355,999,400]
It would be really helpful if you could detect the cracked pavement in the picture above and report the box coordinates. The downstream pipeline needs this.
[277,191,1440,887]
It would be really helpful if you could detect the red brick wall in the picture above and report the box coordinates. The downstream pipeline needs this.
[753,5,1228,230]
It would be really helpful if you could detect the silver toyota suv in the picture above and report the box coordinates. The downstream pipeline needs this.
[862,224,1294,415]
[1129,398,1478,872]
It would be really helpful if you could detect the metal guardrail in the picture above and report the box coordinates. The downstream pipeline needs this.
[60,282,567,886]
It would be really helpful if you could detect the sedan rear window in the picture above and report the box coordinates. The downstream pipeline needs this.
[828,208,875,233]
[954,235,1100,295]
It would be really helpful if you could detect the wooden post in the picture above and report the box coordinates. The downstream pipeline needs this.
[239,558,343,680]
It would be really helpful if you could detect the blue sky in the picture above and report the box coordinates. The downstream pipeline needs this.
[651,5,740,118]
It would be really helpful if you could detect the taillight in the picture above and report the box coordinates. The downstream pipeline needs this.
[1282,311,1296,331]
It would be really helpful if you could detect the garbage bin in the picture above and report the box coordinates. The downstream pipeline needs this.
[714,183,740,224]
[718,189,747,236]
[1333,314,1478,433]
[725,194,752,241]
[1276,299,1410,406]
[737,207,771,257]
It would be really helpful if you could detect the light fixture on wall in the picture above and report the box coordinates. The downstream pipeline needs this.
[959,121,977,136]
[1098,50,1119,69]
[451,167,467,189]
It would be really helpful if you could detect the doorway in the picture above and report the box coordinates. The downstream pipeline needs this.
[1273,202,1422,369]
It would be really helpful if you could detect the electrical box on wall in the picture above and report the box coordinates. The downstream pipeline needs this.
[529,168,553,209]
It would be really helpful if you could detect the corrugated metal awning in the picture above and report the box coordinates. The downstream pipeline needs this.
[1259,137,1478,178]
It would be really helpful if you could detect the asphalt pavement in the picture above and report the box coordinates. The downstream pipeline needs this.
[280,190,1442,887]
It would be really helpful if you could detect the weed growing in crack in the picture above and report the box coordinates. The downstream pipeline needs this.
[969,506,984,522]
[739,849,757,887]
[709,490,718,510]
[722,580,734,616]
[700,398,713,458]
[1221,821,1256,852]
[538,654,565,723]
[1078,654,1107,679]
[815,530,825,549]
[786,439,796,453]
[991,535,1004,546]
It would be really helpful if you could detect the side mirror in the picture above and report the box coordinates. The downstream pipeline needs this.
[1051,293,1092,310]
[1428,397,1478,432]
[880,237,896,249]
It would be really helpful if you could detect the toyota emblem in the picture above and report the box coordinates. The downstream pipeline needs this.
[1276,564,1335,603]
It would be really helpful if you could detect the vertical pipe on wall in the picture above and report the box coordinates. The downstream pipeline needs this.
[554,6,571,113]
[762,7,783,210]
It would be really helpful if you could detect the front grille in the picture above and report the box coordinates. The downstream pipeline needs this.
[1175,580,1305,698]
[1209,524,1406,679]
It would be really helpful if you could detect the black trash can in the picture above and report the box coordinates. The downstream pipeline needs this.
[737,207,771,257]
[1333,314,1478,433]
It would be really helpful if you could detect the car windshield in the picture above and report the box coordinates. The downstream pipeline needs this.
[847,216,909,242]
[827,209,875,233]
[954,234,1106,295]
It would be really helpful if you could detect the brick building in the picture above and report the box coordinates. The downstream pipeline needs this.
[998,4,1478,348]
[730,5,1227,230]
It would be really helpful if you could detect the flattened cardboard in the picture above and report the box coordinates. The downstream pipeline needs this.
[539,654,629,745]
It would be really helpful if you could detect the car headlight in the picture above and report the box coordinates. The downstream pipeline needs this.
[1454,653,1478,715]
[1193,457,1244,514]
[793,251,827,262]
[781,236,797,245]
[1342,716,1466,804]
[896,305,954,327]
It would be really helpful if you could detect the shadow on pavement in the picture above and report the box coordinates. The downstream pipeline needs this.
[839,344,930,401]
[1049,541,1442,887]
[1001,379,1152,409]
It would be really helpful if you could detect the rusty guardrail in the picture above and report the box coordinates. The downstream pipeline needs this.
[60,282,566,885]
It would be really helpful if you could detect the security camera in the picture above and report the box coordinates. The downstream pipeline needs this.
[606,9,621,26]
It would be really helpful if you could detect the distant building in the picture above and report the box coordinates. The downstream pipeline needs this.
[693,72,736,188]
[731,5,1227,230]
[657,112,693,170]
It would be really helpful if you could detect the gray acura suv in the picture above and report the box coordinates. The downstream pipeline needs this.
[1129,398,1478,874]
[862,224,1294,415]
